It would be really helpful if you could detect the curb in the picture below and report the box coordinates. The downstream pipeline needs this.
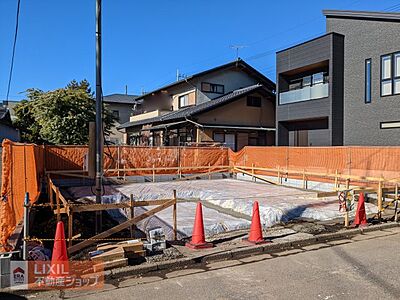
[104,222,399,280]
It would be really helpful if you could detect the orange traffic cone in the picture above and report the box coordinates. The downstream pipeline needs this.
[353,193,368,227]
[186,202,213,249]
[48,221,69,278]
[244,201,266,244]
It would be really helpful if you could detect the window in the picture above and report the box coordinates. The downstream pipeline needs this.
[179,94,189,108]
[365,59,372,103]
[380,121,400,129]
[302,75,312,87]
[312,72,324,85]
[381,52,400,96]
[112,110,119,120]
[201,82,224,94]
[247,96,261,107]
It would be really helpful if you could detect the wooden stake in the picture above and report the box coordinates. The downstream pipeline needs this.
[277,167,281,185]
[117,146,120,178]
[302,169,306,189]
[56,187,60,221]
[252,163,255,182]
[152,164,155,182]
[130,194,134,238]
[335,169,338,188]
[208,163,211,180]
[173,189,177,240]
[346,178,350,189]
[68,210,73,247]
[344,210,349,227]
[378,179,383,222]
[395,184,399,222]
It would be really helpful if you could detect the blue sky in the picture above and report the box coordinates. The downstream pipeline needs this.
[1,0,399,100]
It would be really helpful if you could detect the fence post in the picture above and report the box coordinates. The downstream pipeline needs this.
[68,209,73,247]
[395,183,399,222]
[152,164,155,182]
[130,194,135,238]
[56,187,61,221]
[252,163,255,182]
[377,179,383,222]
[173,190,177,240]
[23,192,30,261]
[208,163,211,180]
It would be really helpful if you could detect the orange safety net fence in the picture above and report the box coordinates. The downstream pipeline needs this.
[0,140,44,251]
[2,140,400,252]
[229,146,400,183]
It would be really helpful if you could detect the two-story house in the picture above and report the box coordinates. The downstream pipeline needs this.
[118,59,276,150]
[103,93,141,145]
[276,10,400,146]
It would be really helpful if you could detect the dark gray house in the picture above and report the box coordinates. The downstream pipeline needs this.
[276,10,400,146]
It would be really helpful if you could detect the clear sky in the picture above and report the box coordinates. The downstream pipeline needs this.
[1,0,399,100]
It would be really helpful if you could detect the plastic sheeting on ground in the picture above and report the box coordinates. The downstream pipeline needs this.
[67,179,378,239]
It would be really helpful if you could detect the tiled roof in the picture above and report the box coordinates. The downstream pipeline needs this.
[135,59,275,100]
[103,94,140,104]
[118,84,270,129]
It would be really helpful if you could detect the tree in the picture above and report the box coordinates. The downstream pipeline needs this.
[13,80,117,145]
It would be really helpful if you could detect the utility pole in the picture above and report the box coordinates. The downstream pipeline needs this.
[95,0,103,234]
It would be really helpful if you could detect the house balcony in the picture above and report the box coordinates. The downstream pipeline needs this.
[129,109,171,122]
[279,83,329,105]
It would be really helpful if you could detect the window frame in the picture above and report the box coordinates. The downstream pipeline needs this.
[246,96,262,107]
[365,58,372,103]
[380,51,400,97]
[112,110,120,120]
[178,94,190,108]
[201,82,225,94]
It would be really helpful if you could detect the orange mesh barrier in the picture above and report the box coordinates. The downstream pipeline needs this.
[229,146,400,182]
[2,141,400,251]
[0,140,44,251]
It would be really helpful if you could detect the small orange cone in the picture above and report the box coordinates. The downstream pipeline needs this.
[244,201,266,244]
[186,202,213,249]
[353,193,368,227]
[48,221,69,278]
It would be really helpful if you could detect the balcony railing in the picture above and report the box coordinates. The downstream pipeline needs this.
[279,83,329,105]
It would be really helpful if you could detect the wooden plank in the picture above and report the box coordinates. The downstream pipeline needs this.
[70,199,173,212]
[56,187,61,221]
[53,207,68,215]
[68,211,73,247]
[94,258,128,272]
[130,194,134,238]
[68,199,175,254]
[234,167,278,185]
[178,168,228,181]
[173,190,177,240]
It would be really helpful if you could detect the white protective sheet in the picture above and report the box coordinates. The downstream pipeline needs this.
[67,179,378,238]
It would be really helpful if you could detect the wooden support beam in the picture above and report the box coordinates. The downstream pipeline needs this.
[56,187,61,221]
[130,194,134,238]
[70,199,173,213]
[378,179,383,222]
[173,190,177,240]
[68,210,73,247]
[234,167,278,185]
[394,184,399,222]
[68,199,175,254]
[178,168,228,181]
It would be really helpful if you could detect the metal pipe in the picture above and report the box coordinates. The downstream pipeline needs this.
[95,0,103,233]
[23,192,30,260]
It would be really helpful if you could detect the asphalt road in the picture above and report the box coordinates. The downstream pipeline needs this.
[11,227,400,300]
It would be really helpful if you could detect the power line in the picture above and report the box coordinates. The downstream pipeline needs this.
[383,2,400,11]
[5,0,21,103]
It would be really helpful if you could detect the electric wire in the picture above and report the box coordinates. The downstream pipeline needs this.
[5,0,21,102]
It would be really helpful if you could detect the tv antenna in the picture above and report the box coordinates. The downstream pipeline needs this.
[230,45,248,60]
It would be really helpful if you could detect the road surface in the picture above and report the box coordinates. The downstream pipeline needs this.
[10,227,400,300]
